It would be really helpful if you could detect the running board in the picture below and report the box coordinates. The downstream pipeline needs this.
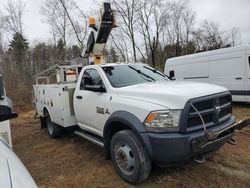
[74,131,104,147]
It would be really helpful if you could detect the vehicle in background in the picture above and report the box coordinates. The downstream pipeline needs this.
[0,75,17,146]
[164,45,250,102]
[0,74,37,188]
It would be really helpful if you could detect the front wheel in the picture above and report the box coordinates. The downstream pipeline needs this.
[110,130,151,184]
[44,112,62,138]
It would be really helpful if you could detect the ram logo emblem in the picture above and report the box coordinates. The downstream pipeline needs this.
[215,106,221,115]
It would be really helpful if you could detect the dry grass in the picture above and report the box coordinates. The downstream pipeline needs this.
[10,104,250,188]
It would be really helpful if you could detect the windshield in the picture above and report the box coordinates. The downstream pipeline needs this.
[102,64,167,88]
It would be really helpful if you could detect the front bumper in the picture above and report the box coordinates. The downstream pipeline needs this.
[139,116,249,166]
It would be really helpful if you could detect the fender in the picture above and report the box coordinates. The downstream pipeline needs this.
[42,106,52,118]
[103,111,148,159]
[104,111,147,134]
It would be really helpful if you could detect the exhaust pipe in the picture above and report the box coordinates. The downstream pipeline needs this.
[193,156,206,164]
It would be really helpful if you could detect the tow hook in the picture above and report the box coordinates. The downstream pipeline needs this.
[227,136,237,145]
[193,156,206,164]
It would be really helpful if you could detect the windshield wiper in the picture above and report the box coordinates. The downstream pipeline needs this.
[143,65,171,80]
[128,66,155,82]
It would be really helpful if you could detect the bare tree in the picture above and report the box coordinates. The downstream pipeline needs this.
[0,0,26,35]
[138,0,173,67]
[231,27,241,46]
[182,8,196,46]
[170,0,186,56]
[111,0,141,62]
[58,0,88,48]
[0,0,30,74]
[193,20,230,51]
[110,33,127,62]
[41,0,70,48]
[41,0,88,50]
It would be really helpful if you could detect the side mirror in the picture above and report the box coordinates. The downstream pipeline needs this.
[85,85,106,92]
[169,70,175,80]
[83,75,92,85]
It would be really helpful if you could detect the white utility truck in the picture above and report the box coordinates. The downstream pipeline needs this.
[33,3,250,185]
[164,45,250,102]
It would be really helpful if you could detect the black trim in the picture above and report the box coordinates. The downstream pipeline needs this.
[0,75,4,99]
[229,90,250,96]
[184,76,209,80]
[0,105,18,122]
[180,91,232,133]
[139,118,235,165]
[0,113,18,122]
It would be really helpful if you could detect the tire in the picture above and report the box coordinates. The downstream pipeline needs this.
[44,112,62,138]
[110,130,151,184]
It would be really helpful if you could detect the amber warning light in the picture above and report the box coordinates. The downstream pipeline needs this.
[89,17,96,27]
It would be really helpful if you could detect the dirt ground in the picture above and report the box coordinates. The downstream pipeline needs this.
[10,104,250,188]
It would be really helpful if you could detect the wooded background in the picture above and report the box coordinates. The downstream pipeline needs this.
[0,0,241,105]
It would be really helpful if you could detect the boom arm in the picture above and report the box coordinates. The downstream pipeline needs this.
[81,2,116,65]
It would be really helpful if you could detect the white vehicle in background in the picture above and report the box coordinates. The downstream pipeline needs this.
[164,45,250,102]
[0,75,16,146]
[0,75,37,188]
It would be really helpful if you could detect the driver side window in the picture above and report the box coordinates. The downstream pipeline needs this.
[80,69,103,90]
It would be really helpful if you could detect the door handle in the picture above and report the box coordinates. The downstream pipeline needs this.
[76,96,82,99]
[235,77,242,80]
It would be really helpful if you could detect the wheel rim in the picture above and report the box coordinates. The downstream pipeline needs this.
[46,117,53,135]
[114,141,135,176]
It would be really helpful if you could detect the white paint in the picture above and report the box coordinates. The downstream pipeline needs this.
[0,120,12,147]
[0,139,37,188]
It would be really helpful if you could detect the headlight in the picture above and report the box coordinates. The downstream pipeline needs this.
[144,110,181,131]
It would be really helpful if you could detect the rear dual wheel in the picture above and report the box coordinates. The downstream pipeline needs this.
[110,130,151,184]
[44,112,62,138]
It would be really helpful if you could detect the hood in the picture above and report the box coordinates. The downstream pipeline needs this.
[0,139,37,188]
[117,81,227,109]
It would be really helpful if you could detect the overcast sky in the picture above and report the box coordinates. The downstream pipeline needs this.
[1,0,250,45]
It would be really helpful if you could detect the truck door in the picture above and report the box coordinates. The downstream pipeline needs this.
[74,68,109,136]
[246,56,250,102]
